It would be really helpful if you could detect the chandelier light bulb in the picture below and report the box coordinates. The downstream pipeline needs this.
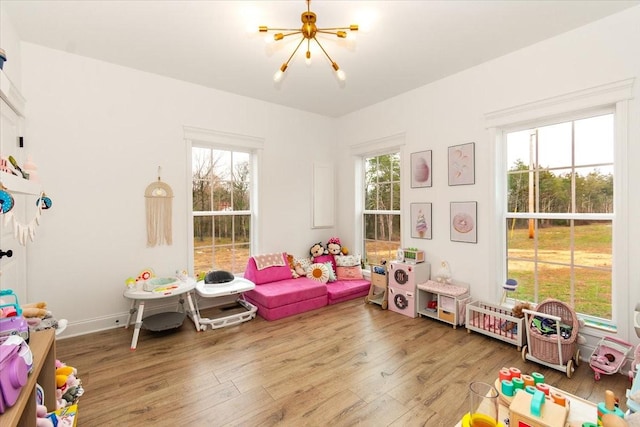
[336,69,346,81]
[305,51,312,66]
[273,69,284,82]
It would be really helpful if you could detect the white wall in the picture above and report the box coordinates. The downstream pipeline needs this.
[18,43,337,336]
[0,5,22,87]
[336,6,640,344]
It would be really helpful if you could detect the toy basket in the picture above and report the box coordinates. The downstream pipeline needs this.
[528,299,579,366]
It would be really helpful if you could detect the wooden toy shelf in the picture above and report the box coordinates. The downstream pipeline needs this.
[365,264,388,309]
[2,329,57,427]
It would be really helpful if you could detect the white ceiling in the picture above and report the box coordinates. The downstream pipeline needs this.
[3,0,639,117]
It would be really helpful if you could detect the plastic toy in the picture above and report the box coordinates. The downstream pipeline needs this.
[589,336,634,381]
[0,289,30,342]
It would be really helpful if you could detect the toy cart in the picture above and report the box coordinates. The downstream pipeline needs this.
[589,336,634,380]
[365,264,388,309]
[521,299,581,378]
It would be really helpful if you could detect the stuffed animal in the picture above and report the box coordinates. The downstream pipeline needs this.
[511,302,531,319]
[326,237,342,256]
[22,301,49,318]
[502,302,532,332]
[286,254,306,278]
[36,404,54,427]
[55,361,84,408]
[435,261,452,284]
[310,242,326,258]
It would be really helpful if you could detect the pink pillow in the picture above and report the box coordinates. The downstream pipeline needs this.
[244,253,292,285]
[336,266,363,281]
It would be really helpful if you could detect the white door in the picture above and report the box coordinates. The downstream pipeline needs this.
[0,96,28,304]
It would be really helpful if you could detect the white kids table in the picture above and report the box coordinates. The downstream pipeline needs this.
[123,277,199,350]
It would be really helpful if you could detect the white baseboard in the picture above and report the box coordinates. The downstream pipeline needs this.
[56,295,243,339]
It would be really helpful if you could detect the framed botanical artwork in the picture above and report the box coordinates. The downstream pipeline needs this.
[410,150,432,188]
[411,202,432,239]
[450,201,477,243]
[448,142,475,186]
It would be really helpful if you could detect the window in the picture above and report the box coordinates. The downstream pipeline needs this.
[191,146,252,275]
[504,113,614,320]
[363,152,401,265]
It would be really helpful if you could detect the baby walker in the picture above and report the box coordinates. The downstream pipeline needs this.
[192,271,257,331]
[521,299,581,378]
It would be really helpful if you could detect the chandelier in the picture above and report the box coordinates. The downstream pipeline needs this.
[259,0,358,82]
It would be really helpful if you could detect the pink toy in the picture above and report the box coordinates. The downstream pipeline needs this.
[589,336,634,381]
[36,404,54,427]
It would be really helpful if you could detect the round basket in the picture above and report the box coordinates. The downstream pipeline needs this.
[528,298,579,365]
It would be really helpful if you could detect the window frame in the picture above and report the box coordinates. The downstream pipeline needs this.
[184,127,264,275]
[485,79,632,334]
[350,133,406,269]
[502,110,614,319]
[362,151,402,265]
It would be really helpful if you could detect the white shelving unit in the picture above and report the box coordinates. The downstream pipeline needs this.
[416,280,470,329]
[0,171,42,195]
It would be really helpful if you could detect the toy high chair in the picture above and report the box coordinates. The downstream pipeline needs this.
[501,279,518,305]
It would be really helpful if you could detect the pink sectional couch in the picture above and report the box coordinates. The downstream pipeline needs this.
[242,253,370,321]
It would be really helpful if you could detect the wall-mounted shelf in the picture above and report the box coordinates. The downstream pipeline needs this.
[0,69,26,117]
[0,171,42,195]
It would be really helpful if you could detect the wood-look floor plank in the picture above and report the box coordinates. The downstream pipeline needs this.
[55,298,630,426]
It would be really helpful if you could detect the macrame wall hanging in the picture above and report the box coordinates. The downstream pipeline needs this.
[144,167,173,247]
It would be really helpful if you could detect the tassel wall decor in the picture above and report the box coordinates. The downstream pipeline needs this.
[144,167,173,247]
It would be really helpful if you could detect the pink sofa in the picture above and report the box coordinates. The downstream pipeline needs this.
[243,253,370,321]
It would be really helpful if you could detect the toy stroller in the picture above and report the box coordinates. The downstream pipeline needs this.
[589,335,634,380]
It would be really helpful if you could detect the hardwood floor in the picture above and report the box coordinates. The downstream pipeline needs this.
[56,298,630,426]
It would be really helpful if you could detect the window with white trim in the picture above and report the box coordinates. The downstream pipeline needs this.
[191,146,252,275]
[504,112,614,320]
[363,152,401,265]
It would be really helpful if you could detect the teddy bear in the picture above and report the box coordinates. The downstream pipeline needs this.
[501,302,532,332]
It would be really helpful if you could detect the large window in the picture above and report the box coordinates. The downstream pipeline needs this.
[363,152,401,265]
[504,113,614,320]
[192,146,252,275]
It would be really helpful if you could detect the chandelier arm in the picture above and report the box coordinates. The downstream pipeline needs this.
[313,37,337,65]
[315,30,341,36]
[283,37,307,68]
[317,27,355,31]
[277,31,304,39]
[262,27,303,32]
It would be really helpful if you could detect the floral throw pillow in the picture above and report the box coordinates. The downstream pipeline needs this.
[307,263,329,283]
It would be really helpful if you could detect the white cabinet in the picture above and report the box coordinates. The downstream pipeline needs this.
[417,280,470,329]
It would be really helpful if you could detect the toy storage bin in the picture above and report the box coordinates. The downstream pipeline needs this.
[527,299,579,366]
[465,300,526,350]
